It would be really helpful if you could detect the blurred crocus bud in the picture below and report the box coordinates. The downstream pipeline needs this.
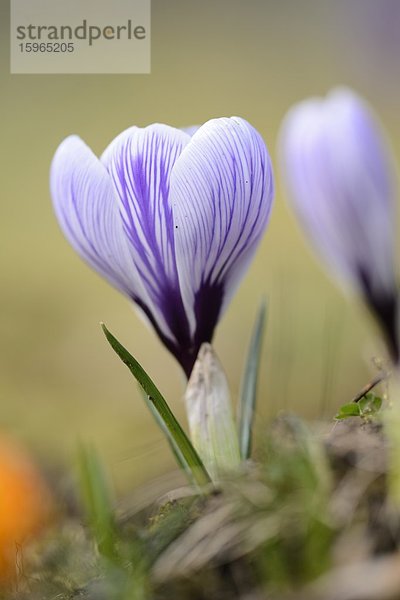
[0,436,52,582]
[279,88,399,362]
[184,344,240,481]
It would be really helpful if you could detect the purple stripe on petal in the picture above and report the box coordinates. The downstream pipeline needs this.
[102,125,193,358]
[171,117,274,341]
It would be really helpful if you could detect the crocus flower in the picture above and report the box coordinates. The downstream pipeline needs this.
[279,88,399,362]
[51,118,274,376]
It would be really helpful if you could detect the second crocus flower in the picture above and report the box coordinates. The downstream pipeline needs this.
[279,88,399,362]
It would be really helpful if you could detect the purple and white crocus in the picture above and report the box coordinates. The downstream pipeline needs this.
[279,88,399,362]
[51,118,274,377]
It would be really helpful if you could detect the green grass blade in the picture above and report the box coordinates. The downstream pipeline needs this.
[101,324,211,488]
[136,383,196,485]
[78,443,117,561]
[238,299,267,460]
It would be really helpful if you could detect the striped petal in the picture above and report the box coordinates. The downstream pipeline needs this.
[171,117,274,344]
[101,125,194,367]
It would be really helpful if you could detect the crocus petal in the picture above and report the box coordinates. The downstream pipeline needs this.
[101,125,193,353]
[51,136,142,297]
[102,125,190,287]
[279,88,399,360]
[280,88,396,295]
[171,117,274,343]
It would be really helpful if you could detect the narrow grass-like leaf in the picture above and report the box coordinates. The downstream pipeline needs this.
[238,299,267,460]
[136,383,196,485]
[78,444,117,561]
[102,324,211,488]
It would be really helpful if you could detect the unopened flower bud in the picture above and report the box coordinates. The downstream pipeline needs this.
[184,343,241,481]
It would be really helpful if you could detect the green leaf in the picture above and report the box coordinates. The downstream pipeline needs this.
[238,298,267,460]
[101,324,211,488]
[136,383,189,477]
[335,392,383,421]
[359,393,382,417]
[78,444,117,561]
[334,402,361,420]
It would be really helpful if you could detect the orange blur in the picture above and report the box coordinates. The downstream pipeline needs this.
[0,436,51,581]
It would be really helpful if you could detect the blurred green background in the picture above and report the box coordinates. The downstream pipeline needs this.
[1,0,400,492]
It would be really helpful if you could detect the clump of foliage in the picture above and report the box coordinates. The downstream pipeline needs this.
[8,398,400,600]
